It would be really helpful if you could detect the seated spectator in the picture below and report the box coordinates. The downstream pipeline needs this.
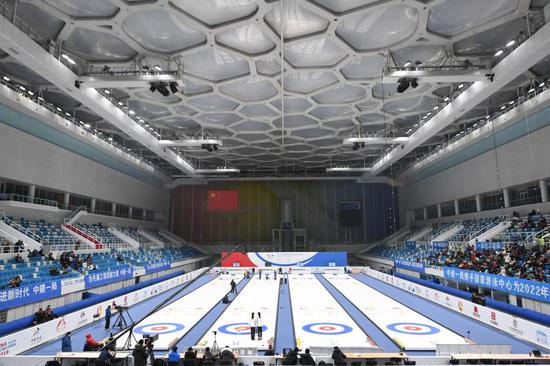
[167,346,181,366]
[96,345,116,366]
[8,276,22,288]
[47,252,54,261]
[331,346,347,364]
[184,346,197,359]
[283,347,299,365]
[300,349,316,365]
[219,346,235,364]
[264,344,275,356]
[34,307,45,325]
[44,305,57,321]
[14,253,24,263]
[15,240,24,253]
[49,267,60,276]
[83,333,101,351]
[202,347,215,362]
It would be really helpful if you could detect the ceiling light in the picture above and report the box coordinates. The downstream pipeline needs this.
[426,112,431,116]
[495,50,504,57]
[485,115,490,119]
[473,123,478,127]
[56,107,62,112]
[38,96,44,101]
[104,89,110,94]
[84,123,91,129]
[508,100,514,105]
[458,83,464,89]
[117,101,124,106]
[403,61,411,67]
[528,88,535,93]
[129,110,135,115]
[443,97,450,102]
[108,137,113,141]
[432,106,438,110]
[169,81,178,94]
[500,105,506,110]
[539,82,546,87]
[19,85,25,91]
[2,76,9,81]
[27,90,34,96]
[397,78,410,93]
[65,112,71,117]
[326,167,372,172]
[154,65,162,71]
[506,40,516,47]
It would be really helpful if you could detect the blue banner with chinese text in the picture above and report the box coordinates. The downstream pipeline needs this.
[0,279,61,311]
[84,265,133,289]
[443,267,550,303]
[395,259,425,273]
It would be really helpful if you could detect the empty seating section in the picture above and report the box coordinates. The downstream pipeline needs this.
[74,223,126,246]
[119,247,201,267]
[117,227,155,247]
[417,222,454,242]
[10,217,78,245]
[140,228,171,245]
[448,217,501,242]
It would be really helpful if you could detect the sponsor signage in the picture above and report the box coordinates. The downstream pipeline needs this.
[366,268,550,351]
[394,259,425,273]
[432,241,449,249]
[443,267,550,303]
[84,265,133,289]
[0,279,61,311]
[475,241,505,251]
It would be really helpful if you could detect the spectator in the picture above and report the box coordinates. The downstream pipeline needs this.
[331,346,347,364]
[61,332,72,352]
[202,346,215,363]
[49,267,60,276]
[184,346,197,359]
[14,253,24,263]
[220,346,235,364]
[96,345,116,366]
[283,347,299,365]
[83,333,101,351]
[300,349,315,365]
[132,339,148,366]
[8,276,22,288]
[264,344,275,356]
[105,305,112,329]
[167,346,181,366]
[34,307,45,324]
[47,252,54,261]
[44,305,57,321]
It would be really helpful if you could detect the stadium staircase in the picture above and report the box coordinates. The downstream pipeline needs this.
[159,229,207,254]
[429,222,464,244]
[62,205,88,225]
[0,214,42,250]
[61,223,105,249]
[138,229,166,248]
[107,227,140,249]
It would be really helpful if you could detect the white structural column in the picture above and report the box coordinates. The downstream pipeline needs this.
[112,203,117,217]
[90,198,96,214]
[454,199,460,216]
[0,15,197,177]
[476,195,482,212]
[437,203,442,218]
[423,207,428,220]
[540,180,549,202]
[28,185,35,203]
[502,188,511,208]
[63,192,70,210]
[364,20,550,179]
[128,207,133,219]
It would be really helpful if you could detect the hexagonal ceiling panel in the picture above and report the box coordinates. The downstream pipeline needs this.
[184,49,249,81]
[65,28,136,61]
[171,0,258,26]
[285,38,347,67]
[336,5,418,50]
[312,85,366,104]
[122,9,205,53]
[220,79,278,101]
[271,98,312,113]
[6,0,537,176]
[43,0,119,18]
[427,0,519,36]
[264,1,329,39]
[216,23,275,55]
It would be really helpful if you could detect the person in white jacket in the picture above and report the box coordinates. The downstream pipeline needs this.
[255,312,263,340]
[249,312,256,340]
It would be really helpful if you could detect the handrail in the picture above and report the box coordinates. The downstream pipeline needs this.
[524,226,550,247]
[466,216,509,242]
[0,213,42,241]
[0,193,59,208]
[63,206,88,224]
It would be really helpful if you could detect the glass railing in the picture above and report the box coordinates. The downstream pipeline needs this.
[0,193,59,208]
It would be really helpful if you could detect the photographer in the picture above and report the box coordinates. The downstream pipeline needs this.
[132,339,149,366]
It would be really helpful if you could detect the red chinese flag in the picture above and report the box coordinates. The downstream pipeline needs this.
[207,190,239,211]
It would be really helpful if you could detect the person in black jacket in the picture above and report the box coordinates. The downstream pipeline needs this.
[264,344,275,356]
[283,348,300,365]
[132,339,149,366]
[299,349,315,365]
[331,347,347,364]
[184,347,197,359]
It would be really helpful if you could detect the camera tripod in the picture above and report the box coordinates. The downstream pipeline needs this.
[211,331,220,356]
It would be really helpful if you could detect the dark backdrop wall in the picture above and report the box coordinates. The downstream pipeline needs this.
[170,180,399,245]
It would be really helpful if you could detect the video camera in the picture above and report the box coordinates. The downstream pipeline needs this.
[143,333,159,346]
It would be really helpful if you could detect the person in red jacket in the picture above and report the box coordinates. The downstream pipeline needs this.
[83,333,101,351]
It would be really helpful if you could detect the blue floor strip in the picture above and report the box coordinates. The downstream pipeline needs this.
[26,274,216,355]
[353,273,538,353]
[315,274,400,353]
[274,276,295,354]
[176,276,251,349]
